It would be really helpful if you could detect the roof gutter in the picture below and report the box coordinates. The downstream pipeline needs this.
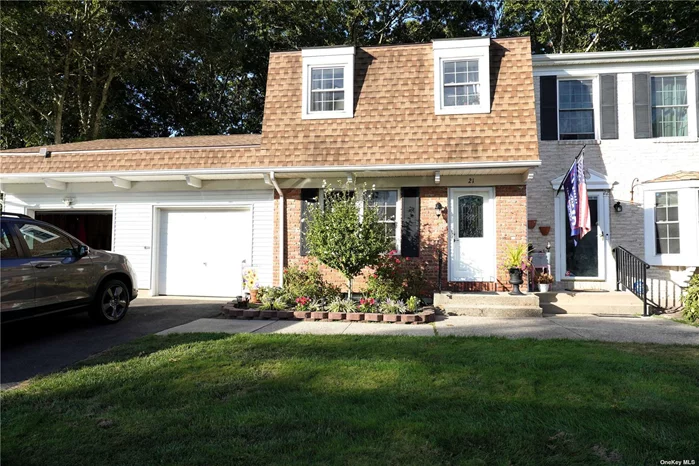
[0,144,260,156]
[0,160,541,180]
[532,47,699,66]
[264,171,285,287]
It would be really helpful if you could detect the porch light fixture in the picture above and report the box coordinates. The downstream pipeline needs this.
[614,201,623,213]
[435,202,443,218]
[434,171,441,184]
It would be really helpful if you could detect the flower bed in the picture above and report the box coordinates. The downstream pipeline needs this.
[221,303,436,325]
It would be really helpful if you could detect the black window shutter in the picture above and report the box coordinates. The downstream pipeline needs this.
[633,73,652,139]
[400,187,420,257]
[300,188,319,256]
[540,76,558,141]
[600,74,618,139]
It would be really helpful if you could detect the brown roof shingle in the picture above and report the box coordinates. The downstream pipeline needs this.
[259,37,539,167]
[645,171,699,183]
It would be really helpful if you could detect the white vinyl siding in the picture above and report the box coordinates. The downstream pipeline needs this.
[4,189,274,292]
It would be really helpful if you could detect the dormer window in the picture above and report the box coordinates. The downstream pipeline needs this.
[433,38,491,115]
[302,46,354,119]
[311,67,345,112]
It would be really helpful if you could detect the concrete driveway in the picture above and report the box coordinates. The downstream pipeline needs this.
[1,297,226,389]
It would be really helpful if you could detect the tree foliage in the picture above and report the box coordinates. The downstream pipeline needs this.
[498,0,699,54]
[305,186,393,297]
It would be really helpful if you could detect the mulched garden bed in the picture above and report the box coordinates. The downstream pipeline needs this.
[221,304,436,325]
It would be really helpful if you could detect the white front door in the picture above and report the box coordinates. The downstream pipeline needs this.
[158,209,251,297]
[449,188,495,282]
[555,191,610,281]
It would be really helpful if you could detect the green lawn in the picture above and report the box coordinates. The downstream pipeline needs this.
[2,334,698,466]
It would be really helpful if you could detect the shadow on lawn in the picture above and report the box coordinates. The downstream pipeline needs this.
[2,334,699,465]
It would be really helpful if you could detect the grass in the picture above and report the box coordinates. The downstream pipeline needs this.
[2,334,698,466]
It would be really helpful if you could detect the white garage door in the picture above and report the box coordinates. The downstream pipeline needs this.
[158,209,251,297]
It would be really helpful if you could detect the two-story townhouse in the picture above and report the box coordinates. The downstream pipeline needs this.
[530,47,699,309]
[0,37,541,299]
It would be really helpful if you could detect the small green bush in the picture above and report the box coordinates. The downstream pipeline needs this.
[379,299,407,314]
[283,259,341,301]
[406,296,421,313]
[327,298,355,314]
[365,251,429,300]
[682,272,699,323]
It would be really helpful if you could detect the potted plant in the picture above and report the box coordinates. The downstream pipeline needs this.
[502,244,531,296]
[537,272,554,293]
[243,268,260,303]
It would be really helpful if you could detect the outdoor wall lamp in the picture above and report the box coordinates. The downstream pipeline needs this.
[614,201,623,213]
[435,202,443,218]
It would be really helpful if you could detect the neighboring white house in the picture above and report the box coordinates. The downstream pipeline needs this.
[529,47,699,308]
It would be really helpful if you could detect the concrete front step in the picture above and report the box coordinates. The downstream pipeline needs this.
[434,291,539,307]
[536,291,644,315]
[441,305,543,318]
[434,292,542,318]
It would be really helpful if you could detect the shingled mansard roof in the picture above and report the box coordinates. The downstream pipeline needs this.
[1,37,539,175]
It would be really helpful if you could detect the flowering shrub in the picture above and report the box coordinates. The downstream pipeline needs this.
[357,297,377,313]
[283,259,341,301]
[295,296,311,311]
[365,250,428,301]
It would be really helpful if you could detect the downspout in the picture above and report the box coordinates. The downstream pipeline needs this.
[266,172,284,287]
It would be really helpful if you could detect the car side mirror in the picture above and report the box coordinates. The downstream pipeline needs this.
[77,245,89,258]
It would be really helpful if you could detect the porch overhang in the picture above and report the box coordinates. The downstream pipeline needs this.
[0,160,541,189]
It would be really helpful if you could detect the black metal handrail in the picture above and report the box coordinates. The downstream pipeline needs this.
[613,246,651,316]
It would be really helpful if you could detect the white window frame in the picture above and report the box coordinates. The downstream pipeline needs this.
[643,181,699,266]
[650,74,690,139]
[557,77,598,141]
[433,38,491,115]
[319,188,402,253]
[301,47,354,120]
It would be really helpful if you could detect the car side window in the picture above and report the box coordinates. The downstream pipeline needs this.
[0,223,20,259]
[17,222,76,258]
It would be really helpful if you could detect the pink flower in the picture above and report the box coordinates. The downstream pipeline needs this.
[388,249,398,256]
[395,259,401,264]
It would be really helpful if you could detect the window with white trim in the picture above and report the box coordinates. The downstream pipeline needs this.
[367,190,398,247]
[310,67,345,112]
[443,60,480,107]
[558,79,595,140]
[651,76,688,138]
[301,46,354,120]
[433,38,491,115]
[654,191,680,254]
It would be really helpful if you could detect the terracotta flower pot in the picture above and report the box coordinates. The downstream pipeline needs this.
[528,219,537,229]
[365,313,382,322]
[328,312,345,321]
[293,310,311,320]
[383,314,400,323]
[402,314,417,324]
[249,289,259,304]
[243,309,260,319]
[260,310,277,320]
[277,310,293,320]
[347,313,364,322]
[539,226,551,236]
[311,311,328,320]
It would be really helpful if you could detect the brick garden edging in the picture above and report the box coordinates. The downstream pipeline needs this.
[221,304,436,325]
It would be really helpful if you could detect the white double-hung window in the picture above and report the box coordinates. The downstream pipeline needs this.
[651,75,689,138]
[558,79,595,140]
[301,46,354,119]
[433,37,491,115]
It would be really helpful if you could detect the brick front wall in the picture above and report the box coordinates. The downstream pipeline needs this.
[273,185,528,295]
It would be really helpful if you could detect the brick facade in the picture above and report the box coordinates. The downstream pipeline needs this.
[273,185,528,295]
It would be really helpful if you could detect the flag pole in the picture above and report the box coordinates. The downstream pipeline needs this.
[555,144,587,196]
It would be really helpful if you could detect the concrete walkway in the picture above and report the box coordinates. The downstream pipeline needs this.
[157,314,699,345]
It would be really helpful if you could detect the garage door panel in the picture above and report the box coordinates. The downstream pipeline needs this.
[158,209,251,297]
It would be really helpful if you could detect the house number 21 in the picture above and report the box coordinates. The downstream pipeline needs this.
[467,177,475,184]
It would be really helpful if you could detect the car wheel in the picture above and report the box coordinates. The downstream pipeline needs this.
[90,279,130,324]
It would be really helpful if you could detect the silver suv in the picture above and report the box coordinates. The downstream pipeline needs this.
[1,213,138,323]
